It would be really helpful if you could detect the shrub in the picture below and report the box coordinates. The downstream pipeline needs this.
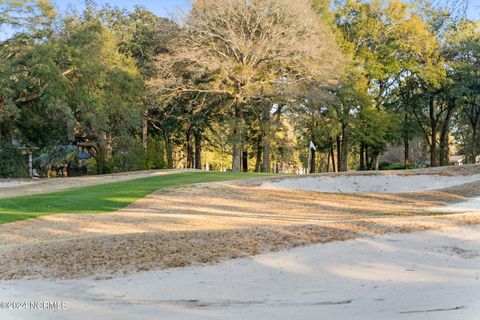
[0,141,29,178]
[379,161,405,170]
[407,162,430,169]
[144,137,166,169]
[84,158,98,175]
[111,137,145,172]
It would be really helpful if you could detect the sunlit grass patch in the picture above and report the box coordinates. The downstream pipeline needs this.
[0,172,274,224]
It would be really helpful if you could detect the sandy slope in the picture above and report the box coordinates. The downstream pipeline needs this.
[1,225,479,320]
[0,181,34,188]
[1,168,480,319]
[260,174,480,193]
[1,180,479,279]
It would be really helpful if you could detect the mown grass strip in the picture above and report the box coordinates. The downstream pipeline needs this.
[0,172,273,224]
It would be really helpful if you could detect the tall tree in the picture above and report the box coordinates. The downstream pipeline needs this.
[154,0,343,172]
[446,21,480,163]
[0,0,56,141]
[335,0,441,168]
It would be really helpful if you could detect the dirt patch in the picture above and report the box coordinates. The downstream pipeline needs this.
[1,182,479,280]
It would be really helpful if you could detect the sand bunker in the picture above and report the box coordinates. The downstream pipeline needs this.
[430,197,480,213]
[0,180,34,188]
[260,174,480,193]
[1,225,479,320]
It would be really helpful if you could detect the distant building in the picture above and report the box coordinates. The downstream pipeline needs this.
[449,155,480,166]
[449,155,465,166]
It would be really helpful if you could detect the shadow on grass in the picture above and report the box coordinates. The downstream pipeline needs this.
[0,172,275,223]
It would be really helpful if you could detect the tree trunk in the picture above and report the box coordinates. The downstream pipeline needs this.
[96,142,108,174]
[339,124,348,172]
[186,126,194,169]
[365,145,370,170]
[336,135,341,172]
[255,139,262,172]
[439,98,454,167]
[261,141,270,173]
[471,127,478,164]
[430,133,438,167]
[369,150,379,171]
[403,110,410,167]
[142,109,148,151]
[194,131,202,170]
[260,104,271,173]
[330,143,336,173]
[360,143,366,171]
[231,103,243,172]
[368,152,377,171]
[429,95,438,167]
[439,131,448,167]
[242,150,248,172]
[327,150,331,173]
[374,154,380,170]
[309,147,316,174]
[232,138,242,172]
[163,132,174,169]
[466,105,480,164]
[404,137,410,167]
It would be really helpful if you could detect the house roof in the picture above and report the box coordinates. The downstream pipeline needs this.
[79,151,92,160]
[449,155,465,162]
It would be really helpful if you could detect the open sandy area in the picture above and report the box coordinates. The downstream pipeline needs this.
[260,174,480,193]
[1,169,480,279]
[1,167,480,319]
[1,225,478,320]
[0,181,35,188]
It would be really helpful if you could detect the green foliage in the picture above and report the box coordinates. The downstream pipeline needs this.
[354,106,397,154]
[379,161,431,170]
[0,0,479,175]
[0,0,55,31]
[0,141,28,178]
[12,39,75,147]
[98,6,176,79]
[144,137,166,169]
[446,20,480,163]
[379,161,405,170]
[110,137,145,173]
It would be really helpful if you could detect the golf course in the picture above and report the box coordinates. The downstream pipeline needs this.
[0,0,478,318]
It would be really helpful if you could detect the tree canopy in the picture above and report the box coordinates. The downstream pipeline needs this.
[0,0,478,177]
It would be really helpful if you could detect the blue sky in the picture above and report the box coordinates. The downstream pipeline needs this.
[467,0,480,20]
[0,0,191,39]
[53,0,478,20]
[0,0,478,39]
[54,0,191,18]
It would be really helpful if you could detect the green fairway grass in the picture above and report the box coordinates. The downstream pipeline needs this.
[0,172,274,224]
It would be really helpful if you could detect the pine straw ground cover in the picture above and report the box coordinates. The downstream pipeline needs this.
[1,178,480,280]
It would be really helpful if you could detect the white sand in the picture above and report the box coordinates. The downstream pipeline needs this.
[260,174,480,193]
[1,225,479,320]
[0,181,34,188]
[430,197,480,213]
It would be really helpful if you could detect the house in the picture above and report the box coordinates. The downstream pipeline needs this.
[449,155,465,166]
[449,155,480,166]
